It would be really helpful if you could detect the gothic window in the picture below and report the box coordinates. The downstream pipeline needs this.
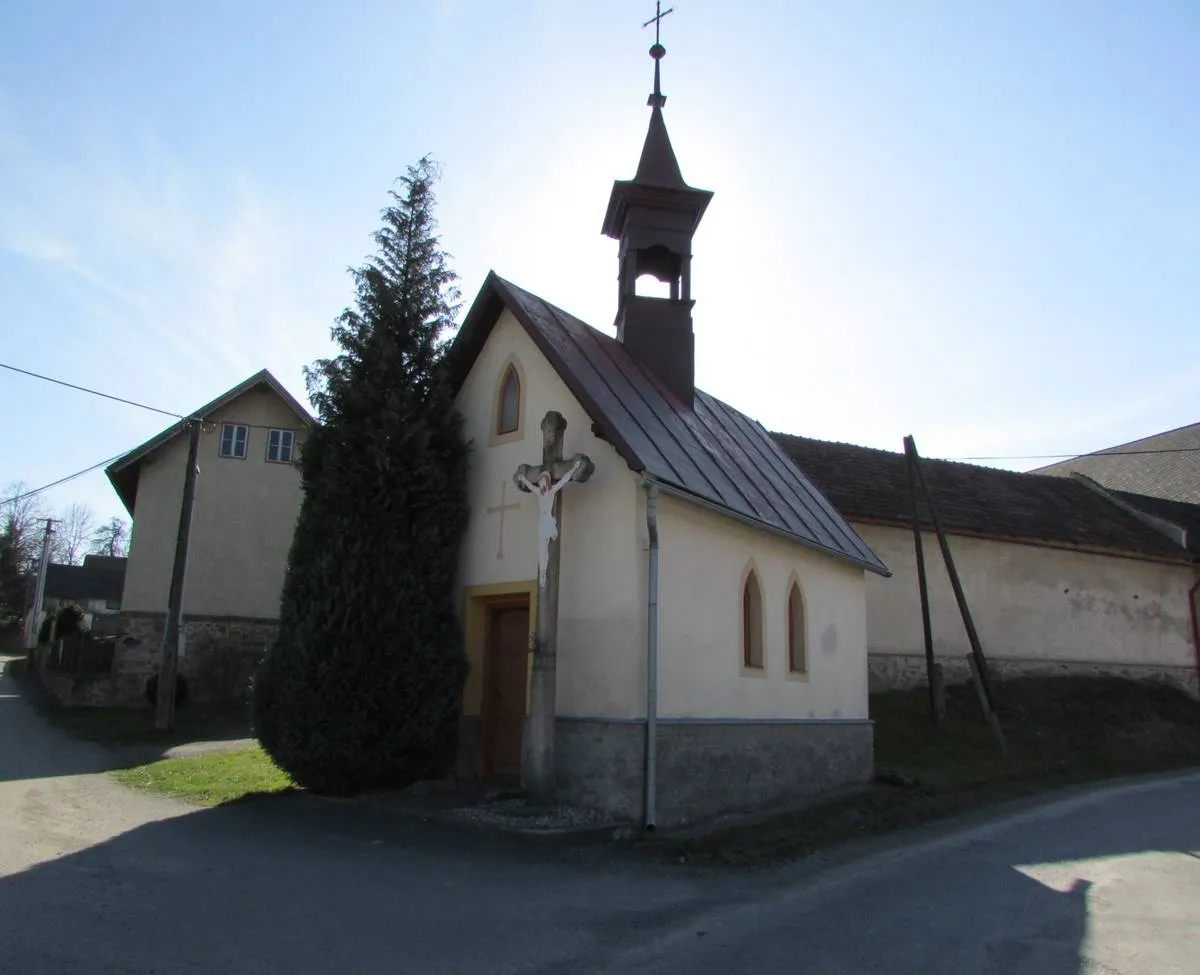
[497,364,521,435]
[742,569,764,670]
[788,581,807,674]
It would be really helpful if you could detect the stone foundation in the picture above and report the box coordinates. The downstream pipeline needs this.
[550,717,873,828]
[869,652,1200,699]
[110,612,279,707]
[33,643,118,707]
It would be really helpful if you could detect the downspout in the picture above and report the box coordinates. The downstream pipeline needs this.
[1190,572,1200,693]
[643,478,660,832]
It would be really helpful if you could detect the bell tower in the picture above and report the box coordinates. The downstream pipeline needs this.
[601,5,712,409]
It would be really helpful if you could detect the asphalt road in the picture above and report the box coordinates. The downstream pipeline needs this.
[2,655,1198,974]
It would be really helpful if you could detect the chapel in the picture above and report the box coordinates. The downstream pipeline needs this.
[446,28,889,827]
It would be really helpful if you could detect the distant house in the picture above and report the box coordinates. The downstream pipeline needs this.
[1034,420,1200,504]
[24,554,127,637]
[774,435,1200,697]
[104,369,313,705]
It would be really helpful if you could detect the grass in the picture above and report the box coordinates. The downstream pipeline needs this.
[649,676,1200,867]
[111,745,295,806]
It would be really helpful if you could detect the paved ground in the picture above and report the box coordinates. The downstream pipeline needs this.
[2,655,1198,974]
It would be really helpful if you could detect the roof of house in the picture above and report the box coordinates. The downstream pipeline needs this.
[772,434,1196,564]
[105,369,314,515]
[1110,489,1200,556]
[450,273,889,576]
[1033,420,1200,504]
[40,558,127,604]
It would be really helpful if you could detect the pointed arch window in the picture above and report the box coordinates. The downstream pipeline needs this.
[497,365,520,434]
[787,581,808,675]
[742,570,764,670]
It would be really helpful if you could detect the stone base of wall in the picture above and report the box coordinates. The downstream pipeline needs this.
[109,612,279,708]
[553,717,873,829]
[869,652,1200,699]
[32,644,118,707]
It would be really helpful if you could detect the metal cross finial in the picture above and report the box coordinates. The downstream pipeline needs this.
[642,2,674,47]
[642,2,674,108]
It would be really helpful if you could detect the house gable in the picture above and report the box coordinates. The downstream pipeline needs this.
[119,377,308,619]
[106,368,313,515]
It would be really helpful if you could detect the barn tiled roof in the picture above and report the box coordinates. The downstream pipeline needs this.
[772,434,1195,563]
[1033,421,1200,504]
[451,273,888,576]
[1111,490,1200,555]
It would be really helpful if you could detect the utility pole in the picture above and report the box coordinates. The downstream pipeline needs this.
[24,518,56,653]
[156,418,202,730]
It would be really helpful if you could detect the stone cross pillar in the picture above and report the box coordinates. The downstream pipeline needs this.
[512,411,594,801]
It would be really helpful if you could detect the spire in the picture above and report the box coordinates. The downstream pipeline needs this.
[634,42,687,188]
[599,3,713,409]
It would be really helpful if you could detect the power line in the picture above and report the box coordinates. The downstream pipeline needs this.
[0,452,130,509]
[5,358,1196,465]
[1,361,310,432]
[952,446,1200,462]
[1,361,186,420]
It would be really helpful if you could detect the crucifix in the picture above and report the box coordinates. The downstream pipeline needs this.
[485,481,521,558]
[511,410,594,800]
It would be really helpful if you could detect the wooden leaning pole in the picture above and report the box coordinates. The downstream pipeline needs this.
[903,435,1006,755]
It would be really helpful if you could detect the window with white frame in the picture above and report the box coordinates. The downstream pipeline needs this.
[219,423,249,459]
[267,428,295,463]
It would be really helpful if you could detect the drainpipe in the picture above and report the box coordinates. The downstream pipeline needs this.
[643,478,660,832]
[1190,573,1200,694]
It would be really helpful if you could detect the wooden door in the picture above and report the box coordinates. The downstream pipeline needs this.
[483,603,530,779]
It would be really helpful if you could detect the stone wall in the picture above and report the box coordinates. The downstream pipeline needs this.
[33,643,118,707]
[869,652,1200,699]
[554,717,873,828]
[111,612,278,708]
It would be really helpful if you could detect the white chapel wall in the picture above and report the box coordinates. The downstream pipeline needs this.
[857,523,1197,674]
[652,493,870,720]
[454,309,645,719]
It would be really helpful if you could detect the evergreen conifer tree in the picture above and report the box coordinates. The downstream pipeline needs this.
[254,157,470,793]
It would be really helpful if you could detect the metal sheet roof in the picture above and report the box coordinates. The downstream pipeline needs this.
[452,273,889,576]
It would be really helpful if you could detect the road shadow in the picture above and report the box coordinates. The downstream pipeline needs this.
[0,789,728,974]
[728,773,1200,975]
[1,772,1198,973]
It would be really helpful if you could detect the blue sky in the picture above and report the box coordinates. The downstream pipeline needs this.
[1,0,1197,530]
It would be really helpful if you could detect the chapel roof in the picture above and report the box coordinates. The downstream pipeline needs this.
[451,273,889,576]
[772,434,1198,564]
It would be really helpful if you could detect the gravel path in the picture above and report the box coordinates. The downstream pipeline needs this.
[0,656,189,877]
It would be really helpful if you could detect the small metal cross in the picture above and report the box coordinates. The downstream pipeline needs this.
[642,1,674,46]
[485,480,521,558]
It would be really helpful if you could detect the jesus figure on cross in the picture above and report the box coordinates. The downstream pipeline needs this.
[515,458,586,587]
